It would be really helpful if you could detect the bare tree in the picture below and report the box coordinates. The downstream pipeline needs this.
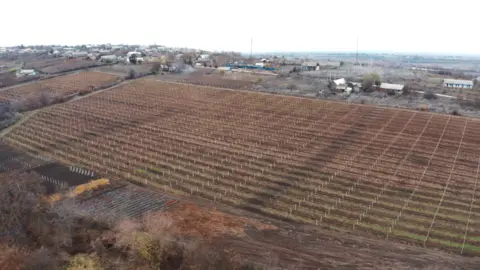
[423,91,437,100]
[126,69,136,80]
[21,247,64,270]
[151,63,161,74]
[39,91,54,107]
[286,83,297,92]
[362,73,381,91]
[0,173,44,234]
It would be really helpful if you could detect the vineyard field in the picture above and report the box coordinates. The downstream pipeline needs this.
[0,71,119,109]
[0,141,177,240]
[5,79,480,255]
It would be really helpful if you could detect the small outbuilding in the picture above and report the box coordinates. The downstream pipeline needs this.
[335,84,348,92]
[100,55,118,62]
[16,69,36,77]
[379,83,404,95]
[333,78,346,86]
[301,61,319,71]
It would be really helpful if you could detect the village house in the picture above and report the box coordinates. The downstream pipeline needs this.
[16,69,36,77]
[379,83,404,95]
[67,51,88,58]
[100,55,118,62]
[348,82,362,92]
[443,79,474,89]
[301,61,319,71]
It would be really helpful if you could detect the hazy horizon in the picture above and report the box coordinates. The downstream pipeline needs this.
[3,0,478,55]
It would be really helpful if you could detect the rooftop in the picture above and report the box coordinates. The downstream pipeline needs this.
[302,61,318,67]
[380,83,404,90]
[443,79,474,85]
[334,78,346,85]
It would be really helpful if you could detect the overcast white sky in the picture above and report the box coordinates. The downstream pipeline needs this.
[2,0,478,54]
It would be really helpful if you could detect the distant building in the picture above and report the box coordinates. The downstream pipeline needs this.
[335,84,348,92]
[67,51,88,58]
[100,55,118,62]
[301,61,319,71]
[348,82,362,92]
[379,83,404,95]
[443,79,474,89]
[333,78,348,92]
[317,61,342,68]
[127,51,142,57]
[16,69,36,77]
[333,78,346,86]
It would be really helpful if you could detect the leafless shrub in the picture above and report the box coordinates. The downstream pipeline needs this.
[458,97,480,109]
[21,247,64,270]
[66,254,103,270]
[362,72,381,92]
[423,91,437,100]
[151,63,161,74]
[126,68,136,80]
[38,91,54,107]
[286,83,297,92]
[0,175,44,234]
[0,243,27,270]
[109,213,255,270]
[451,110,462,116]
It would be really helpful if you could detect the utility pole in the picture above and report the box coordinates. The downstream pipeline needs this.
[356,36,359,65]
[250,38,253,59]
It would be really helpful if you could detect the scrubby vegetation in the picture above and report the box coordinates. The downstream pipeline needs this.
[0,178,261,270]
[0,102,21,129]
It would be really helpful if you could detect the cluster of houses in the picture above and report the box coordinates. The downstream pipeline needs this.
[330,77,405,96]
[0,44,225,66]
[330,77,477,97]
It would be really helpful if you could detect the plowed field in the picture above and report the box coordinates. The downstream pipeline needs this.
[5,79,480,255]
[0,71,119,109]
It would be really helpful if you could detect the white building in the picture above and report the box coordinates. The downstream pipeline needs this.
[380,83,404,95]
[16,69,36,77]
[333,78,346,85]
[67,51,88,58]
[100,55,118,62]
[443,79,474,89]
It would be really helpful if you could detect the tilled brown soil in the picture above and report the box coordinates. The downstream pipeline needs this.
[172,198,480,269]
[223,227,480,269]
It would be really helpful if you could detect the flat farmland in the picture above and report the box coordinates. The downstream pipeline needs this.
[0,71,119,109]
[172,75,255,90]
[40,59,104,74]
[5,79,480,255]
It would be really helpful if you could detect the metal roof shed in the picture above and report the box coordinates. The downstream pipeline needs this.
[380,83,404,91]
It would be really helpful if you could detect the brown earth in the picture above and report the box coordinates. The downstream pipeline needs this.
[165,200,480,269]
[160,203,276,240]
